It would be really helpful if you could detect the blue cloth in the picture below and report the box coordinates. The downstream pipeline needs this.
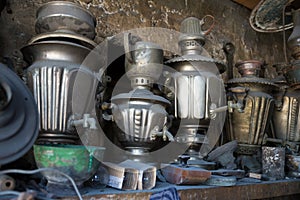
[150,187,180,200]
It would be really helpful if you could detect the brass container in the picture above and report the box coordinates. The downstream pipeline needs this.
[272,62,300,152]
[273,89,300,143]
[287,9,300,60]
[226,60,275,155]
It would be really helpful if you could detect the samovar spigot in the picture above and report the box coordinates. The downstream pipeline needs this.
[227,87,249,113]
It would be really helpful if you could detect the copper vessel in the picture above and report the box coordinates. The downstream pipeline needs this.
[226,60,275,155]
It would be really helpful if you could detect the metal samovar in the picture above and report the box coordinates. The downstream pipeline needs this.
[272,9,300,152]
[21,1,101,144]
[102,36,172,156]
[226,60,275,156]
[165,17,226,158]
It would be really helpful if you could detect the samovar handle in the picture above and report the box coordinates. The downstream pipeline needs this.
[200,15,215,36]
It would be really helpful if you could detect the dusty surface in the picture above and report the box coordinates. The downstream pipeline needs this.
[0,0,290,78]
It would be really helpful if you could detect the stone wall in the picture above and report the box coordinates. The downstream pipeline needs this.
[0,0,290,78]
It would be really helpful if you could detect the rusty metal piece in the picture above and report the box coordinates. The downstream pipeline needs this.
[0,175,15,191]
[161,164,211,185]
[262,147,285,180]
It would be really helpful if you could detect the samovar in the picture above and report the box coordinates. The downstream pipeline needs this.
[21,1,101,144]
[165,17,227,158]
[272,9,300,152]
[102,35,172,156]
[226,60,275,155]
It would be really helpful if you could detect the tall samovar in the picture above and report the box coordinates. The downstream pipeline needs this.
[102,35,172,157]
[226,60,275,157]
[165,17,227,159]
[272,9,300,152]
[21,1,101,144]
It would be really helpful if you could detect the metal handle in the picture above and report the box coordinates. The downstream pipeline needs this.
[200,15,215,35]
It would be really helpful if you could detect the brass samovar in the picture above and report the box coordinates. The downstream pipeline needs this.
[226,60,275,156]
[272,9,300,152]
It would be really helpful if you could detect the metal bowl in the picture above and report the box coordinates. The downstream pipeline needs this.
[35,1,96,39]
[33,144,105,186]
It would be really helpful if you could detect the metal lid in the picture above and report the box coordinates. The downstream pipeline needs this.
[35,1,96,39]
[165,54,226,74]
[0,64,39,165]
[111,89,170,105]
[27,32,97,49]
[179,17,206,45]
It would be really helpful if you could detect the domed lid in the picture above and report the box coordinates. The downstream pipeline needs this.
[165,54,226,73]
[35,1,96,39]
[111,89,170,105]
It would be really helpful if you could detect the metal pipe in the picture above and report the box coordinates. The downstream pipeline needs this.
[223,42,235,80]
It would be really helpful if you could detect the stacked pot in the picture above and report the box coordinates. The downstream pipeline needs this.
[21,1,101,144]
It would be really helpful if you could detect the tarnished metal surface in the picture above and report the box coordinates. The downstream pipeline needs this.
[287,9,300,60]
[35,1,96,39]
[262,147,285,180]
[249,0,294,33]
[226,60,275,155]
[272,89,300,143]
[105,39,171,155]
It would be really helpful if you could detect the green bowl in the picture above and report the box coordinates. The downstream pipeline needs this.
[33,144,105,186]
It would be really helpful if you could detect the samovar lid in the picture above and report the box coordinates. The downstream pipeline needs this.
[35,1,96,39]
[27,32,97,49]
[111,89,171,105]
[165,54,226,73]
[227,77,277,87]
